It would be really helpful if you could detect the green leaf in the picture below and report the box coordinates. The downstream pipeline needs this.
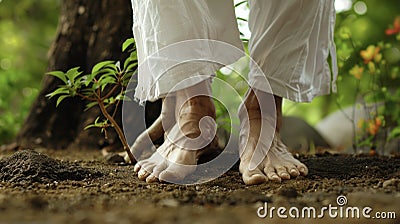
[92,61,115,75]
[75,75,89,86]
[84,117,101,130]
[116,93,131,102]
[85,101,98,111]
[84,124,97,130]
[124,55,138,72]
[92,82,100,90]
[97,76,117,92]
[125,62,138,74]
[81,89,96,97]
[84,73,97,86]
[129,51,138,60]
[47,71,68,84]
[101,82,109,92]
[98,75,117,85]
[357,135,374,147]
[84,117,110,130]
[121,72,134,87]
[105,97,117,106]
[46,87,70,98]
[56,95,70,107]
[388,126,400,141]
[65,67,82,86]
[115,93,124,101]
[122,38,135,52]
[68,88,77,97]
[96,68,118,78]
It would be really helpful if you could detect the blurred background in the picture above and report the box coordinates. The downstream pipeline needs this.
[0,0,59,144]
[0,0,399,154]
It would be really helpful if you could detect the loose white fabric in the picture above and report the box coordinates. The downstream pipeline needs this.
[131,0,337,103]
[247,0,337,102]
[131,0,243,104]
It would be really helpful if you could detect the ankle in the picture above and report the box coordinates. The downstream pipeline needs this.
[183,96,215,118]
[242,90,283,131]
[243,90,260,111]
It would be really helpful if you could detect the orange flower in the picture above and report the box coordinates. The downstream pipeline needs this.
[375,117,382,127]
[386,16,400,35]
[367,117,382,136]
[349,65,364,79]
[360,45,382,64]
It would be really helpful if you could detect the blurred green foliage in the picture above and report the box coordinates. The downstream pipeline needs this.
[282,0,400,126]
[0,0,60,144]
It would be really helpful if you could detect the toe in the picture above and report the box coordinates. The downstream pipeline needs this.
[287,166,300,177]
[146,174,158,183]
[275,166,290,180]
[151,162,168,179]
[264,167,282,182]
[242,170,268,185]
[139,161,160,180]
[158,170,183,183]
[146,163,167,183]
[297,163,308,176]
[158,163,196,183]
[134,162,143,173]
[138,169,151,180]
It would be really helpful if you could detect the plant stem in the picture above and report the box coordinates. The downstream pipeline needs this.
[111,91,122,119]
[97,99,135,164]
[351,79,361,153]
[76,92,97,102]
[101,85,120,100]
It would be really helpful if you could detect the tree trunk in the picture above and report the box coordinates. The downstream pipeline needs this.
[17,0,160,150]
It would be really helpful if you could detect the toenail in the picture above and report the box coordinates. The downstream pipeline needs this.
[280,173,289,177]
[271,175,281,182]
[138,170,146,177]
[147,176,157,183]
[134,163,142,171]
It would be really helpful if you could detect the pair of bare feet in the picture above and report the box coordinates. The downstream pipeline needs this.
[128,82,308,185]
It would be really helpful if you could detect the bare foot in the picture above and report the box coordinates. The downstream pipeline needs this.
[124,96,176,163]
[239,90,308,185]
[133,81,217,183]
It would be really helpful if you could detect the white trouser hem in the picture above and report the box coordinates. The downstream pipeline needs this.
[249,75,333,103]
[133,39,245,105]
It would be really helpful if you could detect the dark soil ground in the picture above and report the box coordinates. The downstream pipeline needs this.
[0,148,399,224]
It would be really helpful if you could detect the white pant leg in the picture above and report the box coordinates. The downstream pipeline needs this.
[247,0,337,102]
[131,0,244,104]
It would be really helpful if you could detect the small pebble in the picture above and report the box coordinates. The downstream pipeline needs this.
[159,198,179,207]
[382,179,399,188]
[105,154,125,164]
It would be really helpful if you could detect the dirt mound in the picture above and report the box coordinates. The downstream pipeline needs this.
[303,153,400,179]
[0,150,102,183]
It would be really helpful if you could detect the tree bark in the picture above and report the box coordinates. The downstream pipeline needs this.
[17,0,160,150]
